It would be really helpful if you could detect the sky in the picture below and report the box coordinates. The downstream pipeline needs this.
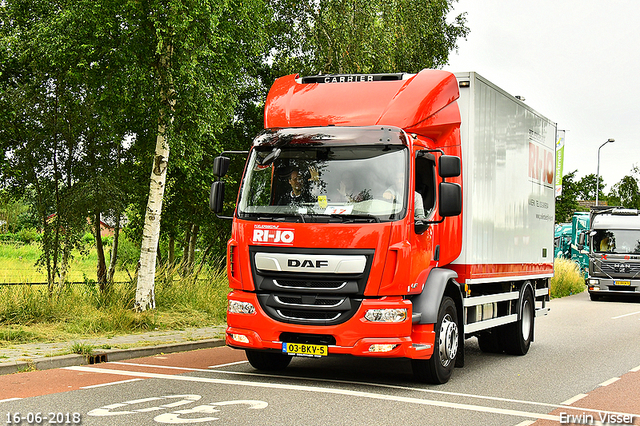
[443,0,640,193]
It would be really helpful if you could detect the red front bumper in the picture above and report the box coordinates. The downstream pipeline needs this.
[226,290,435,359]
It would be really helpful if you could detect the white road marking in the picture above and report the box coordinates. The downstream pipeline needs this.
[114,361,560,409]
[0,398,22,403]
[513,421,535,426]
[209,360,249,369]
[630,365,640,372]
[111,361,204,372]
[598,377,620,387]
[561,394,588,405]
[88,395,202,416]
[103,361,637,419]
[81,378,143,389]
[612,310,640,319]
[65,365,563,422]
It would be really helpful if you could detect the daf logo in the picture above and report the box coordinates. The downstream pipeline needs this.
[288,259,329,269]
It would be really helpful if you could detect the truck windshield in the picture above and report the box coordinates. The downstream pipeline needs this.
[592,229,640,254]
[237,127,409,222]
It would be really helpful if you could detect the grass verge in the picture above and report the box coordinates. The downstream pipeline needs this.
[0,242,128,284]
[550,257,586,298]
[0,263,229,347]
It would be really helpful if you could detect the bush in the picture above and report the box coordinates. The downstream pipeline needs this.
[16,228,39,244]
[82,232,94,245]
[0,233,17,242]
[550,257,586,298]
[116,236,141,273]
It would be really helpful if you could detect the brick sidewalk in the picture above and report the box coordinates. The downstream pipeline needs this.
[0,325,226,375]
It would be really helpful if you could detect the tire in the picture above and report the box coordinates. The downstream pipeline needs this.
[412,296,459,384]
[245,350,292,371]
[502,287,535,356]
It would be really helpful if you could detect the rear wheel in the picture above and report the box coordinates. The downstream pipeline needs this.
[412,296,459,384]
[502,287,534,355]
[245,350,292,371]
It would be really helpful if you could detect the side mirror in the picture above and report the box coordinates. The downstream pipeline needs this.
[258,148,281,166]
[577,232,585,250]
[415,220,429,235]
[439,155,461,178]
[213,156,231,178]
[439,182,462,217]
[209,181,225,213]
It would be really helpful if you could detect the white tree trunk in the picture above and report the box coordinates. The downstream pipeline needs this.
[135,121,171,311]
[135,40,175,312]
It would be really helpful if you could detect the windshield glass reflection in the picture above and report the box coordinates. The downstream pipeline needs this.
[237,128,408,222]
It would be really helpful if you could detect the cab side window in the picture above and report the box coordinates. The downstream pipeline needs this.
[415,156,436,218]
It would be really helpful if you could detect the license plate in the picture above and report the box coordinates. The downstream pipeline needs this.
[615,280,631,286]
[282,342,327,357]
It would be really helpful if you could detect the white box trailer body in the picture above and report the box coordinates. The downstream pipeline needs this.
[452,72,557,285]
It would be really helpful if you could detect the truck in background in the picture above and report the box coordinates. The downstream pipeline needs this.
[584,207,640,301]
[210,70,555,384]
[554,211,590,276]
[554,223,572,259]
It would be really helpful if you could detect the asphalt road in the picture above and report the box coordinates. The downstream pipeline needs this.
[2,291,640,425]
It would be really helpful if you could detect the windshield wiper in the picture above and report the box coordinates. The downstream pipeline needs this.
[329,213,380,223]
[241,213,305,223]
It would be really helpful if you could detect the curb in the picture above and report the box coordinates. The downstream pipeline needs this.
[0,338,225,376]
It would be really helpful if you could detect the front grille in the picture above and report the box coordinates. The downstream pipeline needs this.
[274,295,344,307]
[250,246,374,326]
[278,309,341,321]
[280,332,337,346]
[274,279,347,290]
[600,262,640,275]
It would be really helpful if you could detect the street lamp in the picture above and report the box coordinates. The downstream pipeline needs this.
[595,138,615,206]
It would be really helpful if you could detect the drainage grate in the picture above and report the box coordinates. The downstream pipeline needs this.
[88,353,107,364]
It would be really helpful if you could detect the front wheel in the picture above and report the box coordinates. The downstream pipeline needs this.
[412,296,459,384]
[245,350,292,371]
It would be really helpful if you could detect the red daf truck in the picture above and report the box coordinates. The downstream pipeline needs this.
[210,70,556,384]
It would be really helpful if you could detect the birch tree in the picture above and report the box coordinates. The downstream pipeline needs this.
[135,46,175,310]
[132,0,269,311]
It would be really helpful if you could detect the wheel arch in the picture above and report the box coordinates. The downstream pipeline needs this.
[412,268,462,325]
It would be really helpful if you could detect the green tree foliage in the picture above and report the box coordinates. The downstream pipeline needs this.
[608,175,640,209]
[555,171,582,223]
[574,173,611,203]
[1,0,470,305]
[0,191,29,233]
[270,0,469,75]
[1,0,92,290]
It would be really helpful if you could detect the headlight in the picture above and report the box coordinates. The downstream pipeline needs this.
[364,308,407,323]
[228,300,256,314]
[588,278,600,286]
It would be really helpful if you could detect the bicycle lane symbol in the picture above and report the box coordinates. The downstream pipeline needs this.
[87,395,268,423]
